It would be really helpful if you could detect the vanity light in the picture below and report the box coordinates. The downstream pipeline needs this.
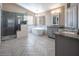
[56,9,61,13]
[51,9,61,14]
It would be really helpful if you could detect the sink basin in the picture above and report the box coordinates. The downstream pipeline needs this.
[62,31,75,34]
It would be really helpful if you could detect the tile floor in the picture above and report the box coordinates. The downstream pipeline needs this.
[0,29,55,56]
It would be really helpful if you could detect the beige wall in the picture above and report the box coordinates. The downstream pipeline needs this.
[65,3,78,28]
[39,16,45,25]
[34,6,65,26]
[2,3,65,26]
[2,3,36,25]
[2,3,35,16]
[59,6,65,26]
[32,15,36,25]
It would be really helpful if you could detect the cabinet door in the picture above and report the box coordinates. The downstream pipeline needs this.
[0,3,2,43]
[78,4,79,29]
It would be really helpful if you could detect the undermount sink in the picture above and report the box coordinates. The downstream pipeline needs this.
[62,31,75,34]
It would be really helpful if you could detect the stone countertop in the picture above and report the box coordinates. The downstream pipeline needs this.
[47,25,79,39]
[55,31,79,39]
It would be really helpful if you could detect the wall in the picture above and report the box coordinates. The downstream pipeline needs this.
[34,6,65,26]
[39,16,45,25]
[50,6,65,26]
[65,3,78,28]
[34,15,46,25]
[59,6,65,26]
[2,3,65,27]
[2,3,36,26]
[2,3,35,16]
[33,16,37,25]
[26,16,34,25]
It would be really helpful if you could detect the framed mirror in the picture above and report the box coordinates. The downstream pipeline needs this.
[52,14,59,25]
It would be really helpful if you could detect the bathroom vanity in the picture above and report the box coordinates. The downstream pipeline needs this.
[55,31,79,56]
[47,25,64,39]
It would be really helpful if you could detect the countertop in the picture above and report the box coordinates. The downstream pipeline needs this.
[47,25,79,39]
[55,31,79,39]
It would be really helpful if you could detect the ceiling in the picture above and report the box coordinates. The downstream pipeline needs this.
[17,3,65,13]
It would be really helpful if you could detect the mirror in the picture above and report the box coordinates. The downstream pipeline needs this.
[52,14,59,25]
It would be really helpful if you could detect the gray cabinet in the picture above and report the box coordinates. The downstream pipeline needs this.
[55,34,79,56]
[0,3,2,43]
[47,25,58,38]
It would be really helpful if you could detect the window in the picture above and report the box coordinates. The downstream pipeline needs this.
[27,16,33,25]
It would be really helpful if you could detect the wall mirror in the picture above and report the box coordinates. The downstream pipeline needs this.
[52,14,59,25]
